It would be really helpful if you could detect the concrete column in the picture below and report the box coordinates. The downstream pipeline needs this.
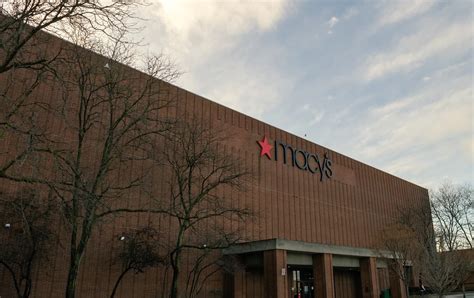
[388,262,407,298]
[360,257,380,298]
[313,253,335,298]
[263,249,288,298]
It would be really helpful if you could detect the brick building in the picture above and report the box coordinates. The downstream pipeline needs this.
[0,27,429,298]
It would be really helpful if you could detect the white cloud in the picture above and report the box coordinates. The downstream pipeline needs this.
[204,62,291,119]
[377,0,435,26]
[363,21,471,81]
[135,0,292,117]
[302,104,325,126]
[327,16,339,28]
[168,0,287,32]
[325,8,357,35]
[362,87,471,155]
[353,81,473,186]
[342,7,359,20]
[309,110,325,126]
[129,1,472,188]
[148,0,290,48]
[462,138,474,165]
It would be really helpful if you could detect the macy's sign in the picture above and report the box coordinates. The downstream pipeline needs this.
[257,136,333,181]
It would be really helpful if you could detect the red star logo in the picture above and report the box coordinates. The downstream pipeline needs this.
[257,136,272,159]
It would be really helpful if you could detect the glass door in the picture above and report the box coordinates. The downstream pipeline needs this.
[288,266,315,298]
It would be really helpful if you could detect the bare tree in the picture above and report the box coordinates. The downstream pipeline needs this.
[431,182,473,250]
[155,118,253,298]
[184,249,243,297]
[185,249,221,297]
[0,46,52,190]
[0,0,145,182]
[379,222,420,297]
[378,199,435,296]
[110,226,167,298]
[379,195,472,297]
[419,249,471,298]
[13,33,179,298]
[0,0,139,74]
[0,188,56,298]
[0,5,181,293]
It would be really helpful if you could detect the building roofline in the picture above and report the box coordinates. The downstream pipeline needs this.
[14,17,428,192]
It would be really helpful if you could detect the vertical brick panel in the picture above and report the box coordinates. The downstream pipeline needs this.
[360,257,380,298]
[313,253,335,298]
[264,250,287,298]
[270,127,277,238]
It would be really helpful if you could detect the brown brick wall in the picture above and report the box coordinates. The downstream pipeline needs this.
[0,29,429,297]
[334,268,362,298]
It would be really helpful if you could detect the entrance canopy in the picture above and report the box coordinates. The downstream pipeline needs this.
[223,238,411,298]
[223,238,393,259]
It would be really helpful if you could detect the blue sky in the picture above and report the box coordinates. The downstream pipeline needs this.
[136,0,473,189]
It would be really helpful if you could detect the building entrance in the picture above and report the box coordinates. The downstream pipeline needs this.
[287,265,315,298]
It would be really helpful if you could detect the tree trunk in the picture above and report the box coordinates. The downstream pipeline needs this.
[170,251,181,298]
[0,261,21,298]
[110,267,132,298]
[65,222,91,298]
[65,254,81,298]
[21,278,32,298]
[170,223,186,298]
